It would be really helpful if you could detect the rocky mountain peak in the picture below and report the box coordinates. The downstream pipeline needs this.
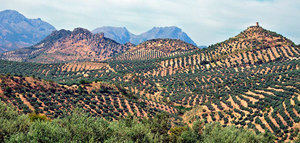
[72,28,91,35]
[0,10,26,22]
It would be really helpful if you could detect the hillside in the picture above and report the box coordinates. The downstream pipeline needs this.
[93,26,197,46]
[114,38,198,61]
[0,24,299,142]
[207,24,298,61]
[0,10,55,53]
[0,74,176,120]
[0,28,132,63]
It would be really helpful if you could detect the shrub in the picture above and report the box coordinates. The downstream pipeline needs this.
[28,113,50,122]
[0,102,31,142]
[0,102,275,143]
[10,120,69,143]
[201,122,274,143]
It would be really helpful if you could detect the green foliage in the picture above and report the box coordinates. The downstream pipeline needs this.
[79,79,90,85]
[296,133,300,143]
[106,118,154,142]
[28,113,49,122]
[0,102,30,142]
[55,109,111,142]
[180,130,198,143]
[169,126,188,142]
[201,122,274,143]
[0,102,275,143]
[9,120,69,143]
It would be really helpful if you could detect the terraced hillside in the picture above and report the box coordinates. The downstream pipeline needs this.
[114,39,198,61]
[207,25,297,61]
[0,74,177,121]
[0,24,299,142]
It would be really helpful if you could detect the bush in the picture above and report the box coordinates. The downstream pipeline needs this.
[201,122,274,143]
[180,130,198,143]
[9,121,69,143]
[0,102,31,142]
[28,113,49,122]
[0,102,275,143]
[169,126,188,142]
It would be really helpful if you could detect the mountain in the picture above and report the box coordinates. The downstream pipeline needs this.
[0,10,55,53]
[92,26,197,46]
[1,28,197,63]
[132,26,197,46]
[92,26,132,44]
[0,28,132,63]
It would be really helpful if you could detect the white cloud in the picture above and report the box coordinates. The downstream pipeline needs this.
[0,0,299,45]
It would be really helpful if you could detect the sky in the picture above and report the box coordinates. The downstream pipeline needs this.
[1,0,299,46]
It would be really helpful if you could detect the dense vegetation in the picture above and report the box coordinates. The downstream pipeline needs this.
[0,102,275,143]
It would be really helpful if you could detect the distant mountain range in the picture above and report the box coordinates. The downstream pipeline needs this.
[92,26,197,46]
[0,28,133,63]
[0,10,200,53]
[1,27,198,63]
[0,10,55,53]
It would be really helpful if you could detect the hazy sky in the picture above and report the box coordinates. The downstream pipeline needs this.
[1,0,299,46]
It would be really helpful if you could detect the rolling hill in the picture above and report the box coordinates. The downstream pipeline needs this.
[0,74,176,120]
[114,38,198,61]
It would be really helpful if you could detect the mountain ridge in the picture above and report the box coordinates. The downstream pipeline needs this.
[92,26,198,46]
[0,28,132,63]
[0,10,55,53]
[1,27,199,63]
